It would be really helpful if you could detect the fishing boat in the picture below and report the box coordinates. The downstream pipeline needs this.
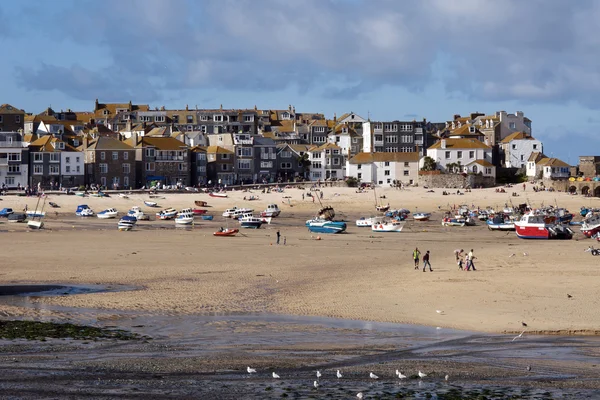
[127,206,148,220]
[201,215,214,220]
[192,208,207,215]
[486,214,515,231]
[27,197,47,230]
[371,219,404,232]
[356,217,375,227]
[231,208,254,219]
[239,215,263,229]
[477,211,490,221]
[175,210,194,225]
[8,213,26,223]
[245,195,260,201]
[413,212,431,221]
[306,218,347,234]
[261,204,281,218]
[97,208,118,219]
[554,208,574,223]
[213,228,239,237]
[75,204,94,217]
[222,207,239,218]
[26,210,46,218]
[259,216,272,224]
[581,214,600,237]
[118,215,137,231]
[118,193,129,199]
[514,213,573,239]
[144,200,158,207]
[209,192,228,198]
[442,216,466,227]
[385,209,410,219]
[156,208,177,220]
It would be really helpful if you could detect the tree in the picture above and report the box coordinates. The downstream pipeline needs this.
[421,156,437,171]
[297,153,311,179]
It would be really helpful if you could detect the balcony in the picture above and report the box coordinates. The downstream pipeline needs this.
[0,142,23,148]
[414,139,424,145]
[155,156,185,161]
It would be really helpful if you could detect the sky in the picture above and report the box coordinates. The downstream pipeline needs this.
[1,0,599,163]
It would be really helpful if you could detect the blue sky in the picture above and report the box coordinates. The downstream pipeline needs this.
[1,0,599,163]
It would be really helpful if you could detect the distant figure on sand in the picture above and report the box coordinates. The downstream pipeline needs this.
[276,229,281,245]
[466,249,477,271]
[454,249,464,270]
[413,248,421,270]
[423,251,433,272]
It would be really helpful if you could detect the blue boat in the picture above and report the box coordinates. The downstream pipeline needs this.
[201,215,213,220]
[305,218,347,234]
[75,204,94,217]
[118,215,137,231]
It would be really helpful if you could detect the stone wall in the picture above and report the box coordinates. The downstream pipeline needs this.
[418,173,496,188]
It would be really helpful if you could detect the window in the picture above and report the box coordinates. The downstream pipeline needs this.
[384,170,390,176]
[4,177,14,185]
[386,147,398,152]
[187,125,193,132]
[15,115,20,123]
[145,148,155,157]
[404,170,409,176]
[0,116,3,123]
[171,115,179,123]
[99,163,108,174]
[512,144,516,150]
[445,151,451,159]
[221,164,228,171]
[401,135,411,143]
[200,126,207,133]
[178,163,186,171]
[472,165,478,173]
[112,152,118,160]
[123,163,130,174]
[385,136,398,143]
[260,161,272,168]
[124,176,129,187]
[65,156,71,163]
[155,116,165,123]
[237,160,251,169]
[122,152,128,161]
[50,153,60,162]
[49,165,59,175]
[533,144,538,150]
[374,134,383,142]
[313,126,325,133]
[221,153,229,160]
[312,162,322,169]
[400,124,412,132]
[243,115,254,122]
[469,151,475,159]
[404,162,409,167]
[384,162,390,166]
[65,165,72,173]
[509,122,516,129]
[357,173,362,179]
[281,151,292,158]
[187,115,194,123]
[457,151,462,159]
[76,166,80,173]
[520,155,524,161]
[199,115,208,121]
[8,165,20,173]
[357,165,362,170]
[280,162,292,169]
[8,153,20,162]
[101,151,106,160]
[145,162,155,171]
[333,158,340,165]
[352,138,358,144]
[384,124,397,132]
[485,168,492,175]
[214,115,223,122]
[237,147,252,157]
[400,146,411,152]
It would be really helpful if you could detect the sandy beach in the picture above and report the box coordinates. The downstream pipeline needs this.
[1,185,599,335]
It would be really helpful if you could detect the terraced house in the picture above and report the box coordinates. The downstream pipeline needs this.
[309,143,344,181]
[0,104,25,132]
[0,131,28,189]
[82,137,136,189]
[28,135,84,189]
[131,136,190,188]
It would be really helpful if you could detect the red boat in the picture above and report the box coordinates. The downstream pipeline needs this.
[213,228,239,237]
[581,215,600,238]
[514,213,573,240]
[192,209,207,215]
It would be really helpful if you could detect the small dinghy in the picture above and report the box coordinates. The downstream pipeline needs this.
[97,208,118,219]
[209,192,228,198]
[144,200,158,207]
[413,212,431,221]
[213,228,239,237]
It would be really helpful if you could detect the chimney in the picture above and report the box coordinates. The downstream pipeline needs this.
[453,114,461,121]
[126,119,132,132]
[441,139,447,149]
[94,98,99,110]
[185,104,189,111]
[333,113,337,123]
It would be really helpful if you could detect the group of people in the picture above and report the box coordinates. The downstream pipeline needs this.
[411,248,477,272]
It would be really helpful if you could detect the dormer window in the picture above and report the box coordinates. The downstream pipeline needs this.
[103,109,109,115]
[469,126,476,133]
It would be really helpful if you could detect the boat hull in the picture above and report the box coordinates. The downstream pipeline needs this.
[487,223,516,231]
[240,222,262,229]
[175,218,194,225]
[356,218,373,227]
[144,201,158,207]
[306,219,347,234]
[27,220,44,230]
[214,229,239,236]
[209,192,228,198]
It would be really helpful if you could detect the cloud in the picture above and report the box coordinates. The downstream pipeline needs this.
[13,0,600,108]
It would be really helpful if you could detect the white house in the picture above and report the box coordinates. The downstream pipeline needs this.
[427,138,495,177]
[347,152,420,186]
[526,152,544,178]
[309,143,344,181]
[37,120,84,136]
[540,158,570,179]
[500,131,542,168]
[60,150,85,187]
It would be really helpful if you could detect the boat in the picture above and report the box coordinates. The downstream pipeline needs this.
[156,208,177,220]
[7,213,26,223]
[97,208,118,219]
[555,208,574,223]
[486,214,516,231]
[245,195,260,201]
[118,215,137,231]
[144,200,158,207]
[26,210,46,218]
[175,210,194,225]
[442,216,466,227]
[127,206,148,220]
[239,215,263,229]
[0,208,14,217]
[581,214,600,237]
[261,204,281,218]
[75,191,86,197]
[209,192,228,198]
[223,207,244,218]
[27,196,47,230]
[76,204,94,217]
[413,212,431,221]
[90,191,106,197]
[48,202,60,208]
[356,217,375,227]
[515,213,573,240]
[371,219,404,232]
[118,193,129,199]
[192,208,207,215]
[195,200,209,207]
[317,206,335,220]
[259,216,272,224]
[213,228,239,237]
[385,209,410,219]
[232,208,254,219]
[201,215,214,220]
[306,218,347,234]
[376,204,390,212]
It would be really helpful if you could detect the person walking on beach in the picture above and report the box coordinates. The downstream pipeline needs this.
[466,249,477,271]
[455,249,464,270]
[276,229,281,245]
[422,250,433,272]
[413,248,421,270]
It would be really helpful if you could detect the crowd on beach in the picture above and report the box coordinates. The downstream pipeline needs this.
[411,248,477,272]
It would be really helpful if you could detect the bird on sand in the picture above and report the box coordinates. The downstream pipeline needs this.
[369,372,379,379]
[523,252,529,256]
[247,366,256,373]
[436,310,444,315]
[418,371,427,379]
[272,372,280,379]
[527,365,532,372]
[397,371,407,379]
[567,293,573,299]
[445,374,449,381]
[512,330,526,341]
[357,393,364,399]
[313,380,319,388]
[522,321,528,327]
[336,370,343,379]
[316,370,321,378]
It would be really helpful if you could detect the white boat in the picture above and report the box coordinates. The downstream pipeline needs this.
[76,204,94,217]
[413,212,431,221]
[356,217,375,227]
[27,197,46,230]
[26,210,45,218]
[261,204,281,218]
[239,215,263,229]
[371,219,404,232]
[27,220,44,230]
[127,206,148,220]
[175,211,194,225]
[97,208,118,219]
[156,207,177,220]
[118,215,137,231]
[232,208,254,219]
[306,218,347,234]
[144,200,158,207]
[118,193,129,199]
[223,207,239,218]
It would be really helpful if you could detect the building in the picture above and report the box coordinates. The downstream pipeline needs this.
[90,99,150,129]
[253,136,277,183]
[131,136,190,188]
[578,156,600,178]
[500,131,542,168]
[361,119,431,156]
[309,143,344,180]
[82,137,136,189]
[0,104,25,132]
[347,152,420,186]
[28,135,84,189]
[427,138,495,177]
[526,152,544,178]
[0,131,28,189]
[276,143,312,181]
[527,155,570,180]
[206,146,235,186]
[190,146,207,186]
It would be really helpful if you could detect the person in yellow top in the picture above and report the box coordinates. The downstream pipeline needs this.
[413,248,421,270]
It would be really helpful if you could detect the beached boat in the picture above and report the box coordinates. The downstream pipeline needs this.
[356,217,375,227]
[239,215,263,229]
[442,216,466,227]
[477,211,490,221]
[515,213,573,239]
[76,204,94,217]
[486,214,515,231]
[26,210,46,218]
[127,206,148,220]
[97,208,118,219]
[8,213,26,223]
[581,214,600,237]
[156,208,177,220]
[371,219,404,232]
[27,197,46,230]
[222,207,239,218]
[192,208,207,215]
[413,212,431,221]
[554,208,574,223]
[261,204,281,218]
[306,218,346,234]
[209,192,228,198]
[118,215,137,231]
[75,191,86,197]
[175,210,194,225]
[0,208,14,217]
[144,200,158,207]
[195,200,209,207]
[376,204,390,212]
[201,215,214,220]
[213,228,239,237]
[118,193,129,199]
[245,195,260,201]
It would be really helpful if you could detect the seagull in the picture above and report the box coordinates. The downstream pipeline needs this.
[336,370,342,379]
[418,371,427,379]
[316,370,322,378]
[272,372,280,379]
[436,310,444,315]
[509,253,516,257]
[512,330,526,341]
[522,321,528,327]
[313,380,319,388]
[445,374,449,381]
[357,393,364,399]
[247,366,256,374]
[397,371,407,379]
[523,252,529,256]
[567,294,573,299]
[436,326,442,330]
[527,365,531,372]
[369,372,379,379]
